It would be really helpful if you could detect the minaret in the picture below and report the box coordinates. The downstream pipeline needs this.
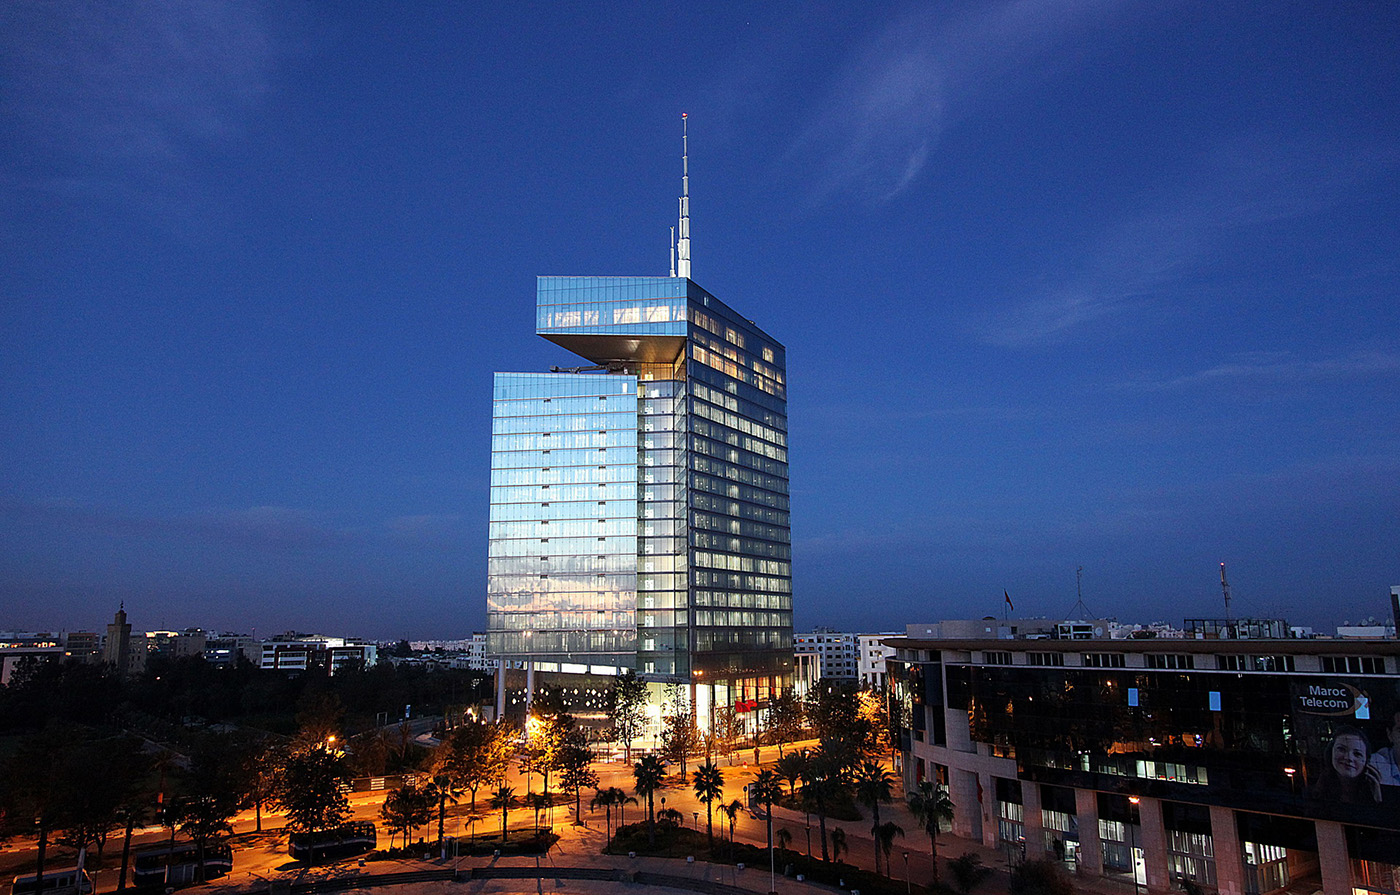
[676,113,691,280]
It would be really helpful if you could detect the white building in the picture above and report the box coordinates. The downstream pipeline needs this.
[793,629,862,682]
[857,632,901,689]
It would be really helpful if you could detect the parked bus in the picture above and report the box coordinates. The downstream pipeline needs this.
[10,866,93,895]
[288,822,376,862]
[132,842,233,888]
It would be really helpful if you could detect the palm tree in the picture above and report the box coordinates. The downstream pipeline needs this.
[490,785,515,841]
[616,788,638,828]
[591,789,614,845]
[800,750,844,863]
[632,755,667,846]
[830,827,848,865]
[428,773,463,849]
[854,760,894,874]
[875,821,906,878]
[908,781,956,886]
[692,760,725,850]
[776,826,793,859]
[525,791,553,833]
[722,799,744,856]
[751,770,783,868]
[776,751,806,796]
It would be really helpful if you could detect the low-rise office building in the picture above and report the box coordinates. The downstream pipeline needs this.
[888,619,1400,894]
[257,634,377,675]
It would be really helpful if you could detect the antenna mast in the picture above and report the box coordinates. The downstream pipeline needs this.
[676,113,691,280]
[1220,563,1232,620]
[669,226,676,278]
[1068,565,1094,619]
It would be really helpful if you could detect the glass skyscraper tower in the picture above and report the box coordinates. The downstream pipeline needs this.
[487,274,793,726]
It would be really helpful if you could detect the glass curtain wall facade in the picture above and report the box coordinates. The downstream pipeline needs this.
[488,276,793,717]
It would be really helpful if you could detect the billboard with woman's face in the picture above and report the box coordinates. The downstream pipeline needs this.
[1294,679,1400,824]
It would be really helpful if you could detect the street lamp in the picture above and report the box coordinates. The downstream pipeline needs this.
[805,825,811,857]
[903,852,910,895]
[1127,796,1142,895]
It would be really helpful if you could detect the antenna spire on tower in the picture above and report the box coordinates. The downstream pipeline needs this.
[1220,562,1232,620]
[676,113,691,280]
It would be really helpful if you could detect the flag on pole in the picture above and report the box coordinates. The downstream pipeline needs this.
[1004,590,1014,611]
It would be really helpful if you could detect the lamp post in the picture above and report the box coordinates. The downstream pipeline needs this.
[769,824,777,895]
[903,852,910,895]
[1127,796,1142,895]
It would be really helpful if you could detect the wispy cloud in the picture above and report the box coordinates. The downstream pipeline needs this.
[789,0,1130,206]
[1117,349,1400,393]
[977,137,1394,346]
[0,0,274,203]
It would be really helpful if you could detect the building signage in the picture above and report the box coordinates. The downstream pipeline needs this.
[1294,681,1369,717]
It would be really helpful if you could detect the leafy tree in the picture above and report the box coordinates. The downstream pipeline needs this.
[172,733,245,882]
[661,710,701,778]
[109,744,156,894]
[293,691,345,751]
[489,785,516,840]
[607,670,648,762]
[854,760,894,874]
[908,780,956,886]
[691,760,724,849]
[274,746,350,832]
[381,783,433,848]
[52,732,147,867]
[711,707,746,764]
[632,755,667,846]
[236,734,283,833]
[766,690,805,754]
[526,700,573,796]
[436,720,515,813]
[806,683,870,772]
[557,730,598,822]
[5,728,81,893]
[1009,858,1076,895]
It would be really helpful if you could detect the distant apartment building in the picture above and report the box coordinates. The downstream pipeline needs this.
[203,633,257,666]
[462,633,495,672]
[257,633,377,675]
[857,632,901,689]
[63,631,102,663]
[794,629,859,682]
[145,628,208,659]
[888,615,1400,894]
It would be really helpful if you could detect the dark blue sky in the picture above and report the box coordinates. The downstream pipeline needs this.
[3,2,1397,640]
